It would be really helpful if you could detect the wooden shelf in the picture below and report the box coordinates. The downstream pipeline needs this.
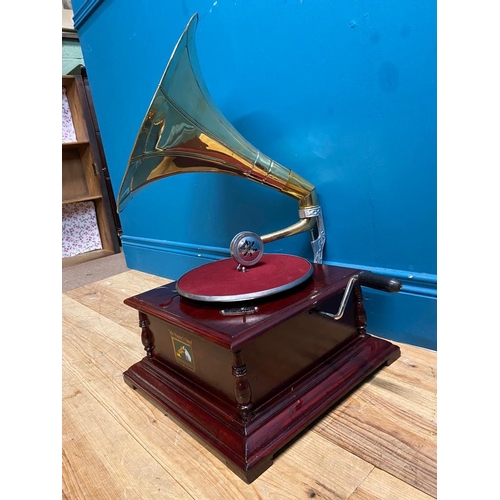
[62,75,120,265]
[63,195,103,205]
[62,249,116,268]
[62,140,90,149]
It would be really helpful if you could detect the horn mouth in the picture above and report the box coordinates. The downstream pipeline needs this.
[117,13,201,211]
[117,12,325,262]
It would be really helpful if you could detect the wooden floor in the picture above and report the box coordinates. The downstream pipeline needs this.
[62,269,437,500]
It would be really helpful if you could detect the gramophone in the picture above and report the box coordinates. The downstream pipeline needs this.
[120,13,402,483]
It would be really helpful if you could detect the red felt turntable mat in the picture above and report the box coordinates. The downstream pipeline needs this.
[176,253,313,302]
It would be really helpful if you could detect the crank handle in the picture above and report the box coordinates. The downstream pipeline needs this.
[311,271,402,321]
[357,271,402,293]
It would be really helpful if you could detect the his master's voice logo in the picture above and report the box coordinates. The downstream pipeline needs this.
[172,337,195,371]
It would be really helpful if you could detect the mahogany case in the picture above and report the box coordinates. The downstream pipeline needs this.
[123,264,401,482]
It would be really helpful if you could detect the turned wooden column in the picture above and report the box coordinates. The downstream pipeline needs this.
[353,283,367,337]
[232,350,253,420]
[139,312,154,358]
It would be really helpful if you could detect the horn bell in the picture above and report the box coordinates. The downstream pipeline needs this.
[117,13,325,261]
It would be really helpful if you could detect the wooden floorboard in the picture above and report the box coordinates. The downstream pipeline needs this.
[62,270,437,499]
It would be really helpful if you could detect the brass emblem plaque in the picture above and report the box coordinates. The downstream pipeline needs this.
[171,334,195,372]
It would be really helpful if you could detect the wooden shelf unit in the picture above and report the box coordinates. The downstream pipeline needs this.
[62,75,120,267]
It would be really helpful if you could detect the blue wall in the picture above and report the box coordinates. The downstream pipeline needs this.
[72,0,437,350]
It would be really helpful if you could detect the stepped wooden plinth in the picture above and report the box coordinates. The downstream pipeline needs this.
[123,264,401,483]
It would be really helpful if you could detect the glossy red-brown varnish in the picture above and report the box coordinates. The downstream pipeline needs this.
[123,264,401,482]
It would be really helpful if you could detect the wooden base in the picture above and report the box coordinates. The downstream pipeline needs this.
[122,264,401,482]
[124,335,399,482]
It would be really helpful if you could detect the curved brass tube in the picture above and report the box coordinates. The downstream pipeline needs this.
[261,214,317,243]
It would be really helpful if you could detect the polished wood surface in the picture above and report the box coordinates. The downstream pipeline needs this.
[124,264,360,348]
[63,269,436,499]
[122,266,401,481]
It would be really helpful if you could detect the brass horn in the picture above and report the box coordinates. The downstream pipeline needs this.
[117,13,326,263]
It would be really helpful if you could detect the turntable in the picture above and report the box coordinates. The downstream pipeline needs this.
[118,14,402,483]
